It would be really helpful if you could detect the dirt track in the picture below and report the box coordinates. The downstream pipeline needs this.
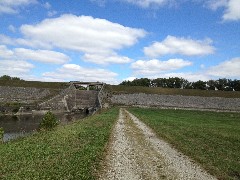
[99,108,217,180]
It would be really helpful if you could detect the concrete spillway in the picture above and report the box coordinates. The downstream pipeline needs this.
[38,84,99,112]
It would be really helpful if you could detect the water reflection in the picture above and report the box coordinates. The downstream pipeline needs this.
[0,112,87,142]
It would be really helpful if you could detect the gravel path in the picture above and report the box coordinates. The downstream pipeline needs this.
[99,108,217,180]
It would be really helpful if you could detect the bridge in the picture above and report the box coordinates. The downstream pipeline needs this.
[70,81,105,91]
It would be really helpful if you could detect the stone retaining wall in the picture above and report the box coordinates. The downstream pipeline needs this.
[110,93,240,111]
[0,86,51,103]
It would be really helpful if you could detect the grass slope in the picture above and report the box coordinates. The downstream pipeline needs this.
[0,108,119,180]
[107,85,240,98]
[0,80,68,89]
[128,108,240,180]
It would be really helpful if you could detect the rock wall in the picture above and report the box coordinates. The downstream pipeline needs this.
[0,86,51,104]
[110,93,240,111]
[98,84,111,108]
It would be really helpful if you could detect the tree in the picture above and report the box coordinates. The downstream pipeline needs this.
[207,80,216,90]
[0,75,22,81]
[232,79,240,91]
[131,78,151,87]
[0,75,11,81]
[215,78,228,91]
[152,78,165,87]
[192,80,207,90]
[120,80,132,86]
[119,77,240,91]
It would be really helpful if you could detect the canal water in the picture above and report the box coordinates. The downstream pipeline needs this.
[0,112,87,142]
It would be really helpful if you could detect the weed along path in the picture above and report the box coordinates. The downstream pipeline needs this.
[99,108,217,180]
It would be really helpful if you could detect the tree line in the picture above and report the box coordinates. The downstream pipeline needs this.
[120,77,240,91]
[0,75,23,81]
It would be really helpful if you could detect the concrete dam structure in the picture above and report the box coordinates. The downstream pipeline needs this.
[0,82,104,114]
[39,82,104,113]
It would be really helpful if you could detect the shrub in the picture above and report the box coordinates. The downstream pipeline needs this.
[39,111,59,130]
[0,127,4,143]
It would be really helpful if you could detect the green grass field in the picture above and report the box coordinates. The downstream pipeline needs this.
[106,85,240,98]
[0,108,119,179]
[128,108,240,180]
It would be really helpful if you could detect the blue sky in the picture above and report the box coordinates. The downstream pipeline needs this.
[0,0,239,84]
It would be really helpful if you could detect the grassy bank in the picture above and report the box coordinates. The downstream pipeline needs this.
[106,85,240,98]
[128,108,240,180]
[0,108,119,179]
[0,79,68,89]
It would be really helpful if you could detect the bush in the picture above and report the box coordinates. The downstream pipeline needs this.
[39,111,59,130]
[0,127,4,143]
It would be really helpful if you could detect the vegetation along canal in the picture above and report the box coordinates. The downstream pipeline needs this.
[0,112,87,142]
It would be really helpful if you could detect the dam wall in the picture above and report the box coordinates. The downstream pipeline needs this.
[0,86,51,104]
[109,93,240,111]
[38,84,99,112]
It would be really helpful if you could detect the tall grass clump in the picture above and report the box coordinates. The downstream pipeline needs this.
[39,111,59,130]
[0,127,4,143]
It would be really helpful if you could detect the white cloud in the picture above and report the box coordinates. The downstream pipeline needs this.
[207,57,240,78]
[43,2,51,9]
[19,14,145,54]
[47,10,57,17]
[0,45,14,59]
[0,45,69,64]
[144,35,215,57]
[131,58,193,75]
[8,25,16,33]
[222,0,240,21]
[83,53,132,64]
[131,57,240,82]
[119,0,171,8]
[1,15,143,65]
[0,0,37,14]
[206,0,228,10]
[14,48,70,64]
[206,0,240,21]
[0,34,16,45]
[0,60,34,77]
[6,14,146,65]
[124,77,137,81]
[43,64,118,84]
[160,57,240,81]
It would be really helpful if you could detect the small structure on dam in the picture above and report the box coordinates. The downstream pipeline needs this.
[39,82,105,113]
[70,81,104,91]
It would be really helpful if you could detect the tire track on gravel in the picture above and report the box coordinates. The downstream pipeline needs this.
[99,108,217,180]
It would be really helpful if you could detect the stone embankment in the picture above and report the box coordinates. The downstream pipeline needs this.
[110,93,240,111]
[0,86,51,104]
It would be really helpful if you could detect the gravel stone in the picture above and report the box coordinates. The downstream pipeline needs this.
[99,108,217,180]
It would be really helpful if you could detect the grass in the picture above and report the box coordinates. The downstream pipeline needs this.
[0,108,119,180]
[0,79,68,89]
[106,85,240,98]
[128,108,240,180]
